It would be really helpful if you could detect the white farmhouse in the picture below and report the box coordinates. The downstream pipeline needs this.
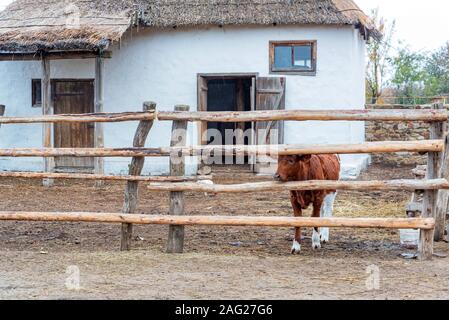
[0,0,379,177]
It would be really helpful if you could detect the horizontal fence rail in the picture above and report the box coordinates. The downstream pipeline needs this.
[0,172,211,182]
[366,104,449,109]
[157,109,449,122]
[0,111,156,124]
[0,140,442,157]
[147,179,449,193]
[0,212,436,230]
[0,109,447,124]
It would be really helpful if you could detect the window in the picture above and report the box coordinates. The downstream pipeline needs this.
[270,41,317,75]
[32,79,42,107]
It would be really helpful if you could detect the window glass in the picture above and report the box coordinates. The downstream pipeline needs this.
[32,79,42,107]
[274,46,293,69]
[293,45,312,69]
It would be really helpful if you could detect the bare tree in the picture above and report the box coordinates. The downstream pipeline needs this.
[366,8,395,104]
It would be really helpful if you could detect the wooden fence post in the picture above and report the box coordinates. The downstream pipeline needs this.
[167,105,190,253]
[419,103,443,259]
[41,56,55,187]
[94,56,105,187]
[435,102,449,241]
[120,102,157,251]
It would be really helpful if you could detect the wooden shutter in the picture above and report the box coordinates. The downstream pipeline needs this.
[255,77,286,173]
[197,76,209,171]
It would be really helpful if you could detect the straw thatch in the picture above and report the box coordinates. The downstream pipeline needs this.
[0,0,379,53]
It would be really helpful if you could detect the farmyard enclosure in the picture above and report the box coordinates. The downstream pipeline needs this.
[1,101,449,299]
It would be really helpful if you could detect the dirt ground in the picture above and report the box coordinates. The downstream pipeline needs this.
[0,164,448,300]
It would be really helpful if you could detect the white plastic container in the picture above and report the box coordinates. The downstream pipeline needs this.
[400,229,420,249]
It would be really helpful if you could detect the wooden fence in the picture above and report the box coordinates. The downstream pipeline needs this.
[0,102,448,260]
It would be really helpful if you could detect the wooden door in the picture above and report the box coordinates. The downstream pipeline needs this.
[53,80,95,172]
[255,77,286,173]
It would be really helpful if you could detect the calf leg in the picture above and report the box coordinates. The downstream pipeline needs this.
[311,205,321,250]
[290,192,303,254]
[320,192,337,243]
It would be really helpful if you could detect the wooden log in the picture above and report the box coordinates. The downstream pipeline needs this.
[41,56,54,187]
[419,228,435,260]
[436,127,449,240]
[0,171,211,182]
[167,105,189,254]
[422,103,445,244]
[0,140,443,157]
[121,102,157,251]
[94,56,105,186]
[419,103,443,256]
[148,179,449,193]
[157,109,448,122]
[0,212,435,230]
[0,112,156,124]
[6,109,445,124]
[0,51,112,61]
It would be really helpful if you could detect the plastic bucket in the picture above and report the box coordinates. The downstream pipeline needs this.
[400,229,419,249]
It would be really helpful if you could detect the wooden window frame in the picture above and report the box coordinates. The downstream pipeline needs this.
[269,40,317,75]
[32,79,42,107]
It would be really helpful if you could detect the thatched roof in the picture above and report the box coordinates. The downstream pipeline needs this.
[0,0,379,53]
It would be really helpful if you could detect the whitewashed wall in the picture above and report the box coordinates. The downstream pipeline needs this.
[0,24,368,177]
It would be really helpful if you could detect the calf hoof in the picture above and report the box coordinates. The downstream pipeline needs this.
[312,230,321,250]
[320,228,329,243]
[291,240,301,254]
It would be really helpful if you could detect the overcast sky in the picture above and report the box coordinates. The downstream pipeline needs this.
[0,0,448,51]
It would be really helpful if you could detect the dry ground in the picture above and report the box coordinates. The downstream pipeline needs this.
[0,164,448,300]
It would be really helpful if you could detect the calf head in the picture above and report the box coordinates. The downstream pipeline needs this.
[274,155,311,182]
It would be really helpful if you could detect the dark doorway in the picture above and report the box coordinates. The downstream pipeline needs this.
[206,78,253,164]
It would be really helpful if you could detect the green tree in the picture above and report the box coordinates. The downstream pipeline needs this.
[423,42,449,96]
[390,46,426,102]
[366,8,395,103]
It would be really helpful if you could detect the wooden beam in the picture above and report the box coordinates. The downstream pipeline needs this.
[167,105,190,254]
[157,109,448,122]
[0,51,112,61]
[0,140,442,157]
[0,212,435,230]
[436,108,449,241]
[41,57,54,187]
[0,171,211,182]
[147,179,449,193]
[94,56,105,186]
[424,102,445,241]
[0,112,156,124]
[121,102,157,251]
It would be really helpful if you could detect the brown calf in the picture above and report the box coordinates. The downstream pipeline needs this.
[275,154,340,254]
